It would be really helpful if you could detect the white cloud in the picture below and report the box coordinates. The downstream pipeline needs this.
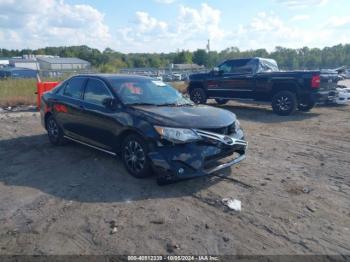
[276,0,328,8]
[326,16,350,28]
[0,0,111,50]
[0,1,349,53]
[228,12,313,50]
[116,3,226,52]
[154,0,176,4]
[227,12,350,51]
[135,11,168,33]
[291,14,310,21]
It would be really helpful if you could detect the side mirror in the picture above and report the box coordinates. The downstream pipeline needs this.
[102,97,118,110]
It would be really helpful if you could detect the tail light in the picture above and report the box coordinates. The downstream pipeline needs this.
[311,75,321,89]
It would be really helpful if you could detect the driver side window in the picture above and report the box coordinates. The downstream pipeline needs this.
[84,78,112,106]
[219,62,232,73]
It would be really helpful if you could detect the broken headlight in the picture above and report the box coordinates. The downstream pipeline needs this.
[154,126,201,143]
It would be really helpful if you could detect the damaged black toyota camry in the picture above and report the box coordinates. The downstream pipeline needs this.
[40,74,247,184]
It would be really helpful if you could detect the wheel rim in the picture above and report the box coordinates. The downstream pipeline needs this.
[276,96,292,111]
[192,90,202,104]
[47,119,59,139]
[124,140,145,173]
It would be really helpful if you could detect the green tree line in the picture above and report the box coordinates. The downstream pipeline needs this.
[1,44,349,72]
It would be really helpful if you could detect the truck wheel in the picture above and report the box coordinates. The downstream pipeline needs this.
[298,100,315,112]
[215,99,229,105]
[271,91,297,116]
[190,88,207,104]
[46,115,65,146]
[121,134,152,178]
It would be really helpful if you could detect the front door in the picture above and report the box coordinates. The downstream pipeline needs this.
[80,77,121,151]
[218,59,256,99]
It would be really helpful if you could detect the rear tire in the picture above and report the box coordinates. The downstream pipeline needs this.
[46,115,65,146]
[298,100,315,112]
[121,134,152,178]
[215,99,229,105]
[190,88,207,104]
[271,91,297,116]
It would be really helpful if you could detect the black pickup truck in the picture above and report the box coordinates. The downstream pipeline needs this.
[188,57,338,115]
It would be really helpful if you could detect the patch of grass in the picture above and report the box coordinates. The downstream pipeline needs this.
[0,78,189,108]
[0,79,37,107]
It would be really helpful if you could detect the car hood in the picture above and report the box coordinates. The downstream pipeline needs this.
[131,105,236,128]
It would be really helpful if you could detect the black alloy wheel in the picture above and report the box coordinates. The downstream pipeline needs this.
[46,115,65,145]
[190,88,207,104]
[122,134,151,178]
[271,91,297,116]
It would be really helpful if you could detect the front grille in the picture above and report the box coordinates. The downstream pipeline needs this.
[202,122,235,135]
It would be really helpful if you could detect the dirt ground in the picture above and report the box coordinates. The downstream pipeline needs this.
[0,101,349,256]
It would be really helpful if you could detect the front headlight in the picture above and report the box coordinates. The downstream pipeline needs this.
[154,126,201,143]
[235,120,241,132]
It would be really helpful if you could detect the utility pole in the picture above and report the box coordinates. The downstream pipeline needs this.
[206,39,210,53]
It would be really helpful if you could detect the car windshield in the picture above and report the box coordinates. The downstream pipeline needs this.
[108,78,193,106]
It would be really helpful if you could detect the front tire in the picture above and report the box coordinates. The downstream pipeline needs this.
[215,99,229,105]
[271,91,297,116]
[190,88,207,104]
[46,115,65,146]
[121,134,152,178]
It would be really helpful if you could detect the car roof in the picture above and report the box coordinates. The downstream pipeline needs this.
[73,74,154,81]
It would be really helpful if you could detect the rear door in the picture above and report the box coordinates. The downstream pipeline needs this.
[54,76,87,140]
[218,59,256,99]
[80,77,120,150]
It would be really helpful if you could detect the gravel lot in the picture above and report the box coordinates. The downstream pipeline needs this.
[0,101,349,256]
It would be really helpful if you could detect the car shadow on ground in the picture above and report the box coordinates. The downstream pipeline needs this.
[0,134,226,204]
[210,102,321,123]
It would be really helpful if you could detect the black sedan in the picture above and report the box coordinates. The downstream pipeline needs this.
[40,74,247,184]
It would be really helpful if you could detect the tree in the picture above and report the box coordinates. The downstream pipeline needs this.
[173,50,192,64]
[193,49,209,66]
[1,43,350,71]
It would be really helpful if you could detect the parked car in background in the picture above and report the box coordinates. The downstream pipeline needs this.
[344,69,350,79]
[188,57,338,115]
[172,73,182,81]
[0,67,38,79]
[335,85,350,104]
[40,74,247,184]
[163,74,173,82]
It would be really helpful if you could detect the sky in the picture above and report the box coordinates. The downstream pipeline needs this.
[0,0,350,53]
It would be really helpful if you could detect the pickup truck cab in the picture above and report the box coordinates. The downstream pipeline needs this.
[188,57,338,115]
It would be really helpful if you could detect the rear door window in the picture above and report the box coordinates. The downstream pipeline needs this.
[63,77,85,99]
[83,78,112,106]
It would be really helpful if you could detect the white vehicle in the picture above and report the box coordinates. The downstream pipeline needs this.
[172,73,182,81]
[345,69,350,79]
[335,86,350,104]
[153,76,163,81]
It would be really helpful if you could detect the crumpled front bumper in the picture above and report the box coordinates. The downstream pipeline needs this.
[148,130,247,184]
